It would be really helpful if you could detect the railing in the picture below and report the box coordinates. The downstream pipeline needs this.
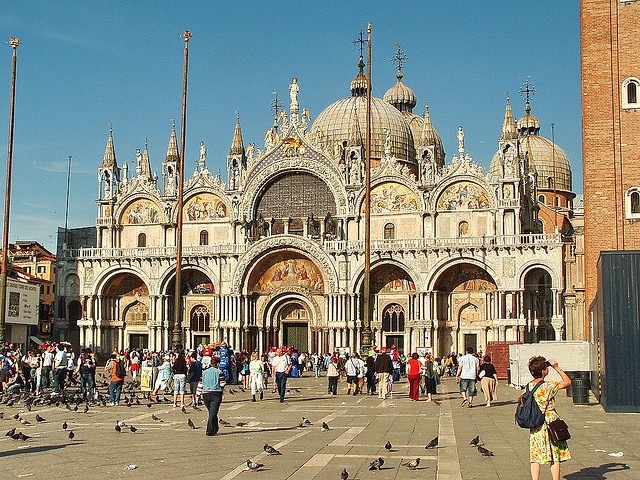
[61,233,562,260]
[323,233,563,253]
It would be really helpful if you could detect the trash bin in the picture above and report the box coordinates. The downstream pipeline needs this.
[572,377,590,405]
[565,371,589,397]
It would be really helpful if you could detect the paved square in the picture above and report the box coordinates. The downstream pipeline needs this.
[1,374,638,479]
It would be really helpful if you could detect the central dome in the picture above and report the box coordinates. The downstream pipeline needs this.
[310,96,416,162]
[310,59,416,164]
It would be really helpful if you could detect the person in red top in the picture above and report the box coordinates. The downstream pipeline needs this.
[406,352,422,401]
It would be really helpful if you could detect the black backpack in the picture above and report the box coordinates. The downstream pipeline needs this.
[115,361,126,379]
[515,381,546,428]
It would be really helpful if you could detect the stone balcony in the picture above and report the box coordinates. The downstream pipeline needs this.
[60,233,562,260]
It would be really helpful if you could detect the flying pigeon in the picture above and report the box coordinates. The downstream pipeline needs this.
[35,414,45,422]
[245,459,264,472]
[263,443,281,455]
[384,441,392,451]
[321,422,330,432]
[425,436,439,449]
[188,418,197,429]
[340,467,349,479]
[68,430,75,440]
[369,457,384,470]
[470,435,480,446]
[478,446,494,456]
[401,458,420,470]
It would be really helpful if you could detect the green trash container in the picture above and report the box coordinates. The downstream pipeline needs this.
[572,377,590,405]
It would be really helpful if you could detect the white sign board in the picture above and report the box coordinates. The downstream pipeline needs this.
[5,278,39,325]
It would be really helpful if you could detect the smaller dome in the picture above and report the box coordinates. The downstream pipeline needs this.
[384,72,416,112]
[350,56,368,96]
[517,114,541,134]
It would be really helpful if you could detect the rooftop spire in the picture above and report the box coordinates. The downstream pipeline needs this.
[391,42,408,80]
[348,103,363,146]
[500,95,518,141]
[165,120,180,163]
[351,31,368,96]
[140,138,153,180]
[101,125,117,168]
[229,112,245,155]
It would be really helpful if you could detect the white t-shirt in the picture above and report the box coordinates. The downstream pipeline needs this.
[272,354,291,373]
[54,350,67,370]
[458,354,479,380]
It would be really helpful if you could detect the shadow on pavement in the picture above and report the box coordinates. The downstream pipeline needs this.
[0,443,79,458]
[564,462,630,479]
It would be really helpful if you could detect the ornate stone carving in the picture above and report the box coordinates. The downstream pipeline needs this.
[256,285,322,328]
[231,235,338,294]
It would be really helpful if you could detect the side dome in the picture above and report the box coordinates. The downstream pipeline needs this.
[384,72,416,112]
[310,96,416,163]
[520,135,572,192]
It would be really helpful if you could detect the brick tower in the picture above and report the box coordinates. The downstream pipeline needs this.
[581,0,640,338]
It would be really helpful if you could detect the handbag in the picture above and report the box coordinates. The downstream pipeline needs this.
[547,419,570,444]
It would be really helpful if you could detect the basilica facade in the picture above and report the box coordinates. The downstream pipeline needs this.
[55,53,584,356]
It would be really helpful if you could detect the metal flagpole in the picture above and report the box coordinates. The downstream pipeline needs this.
[0,37,20,344]
[361,23,373,354]
[172,30,191,350]
[64,156,72,247]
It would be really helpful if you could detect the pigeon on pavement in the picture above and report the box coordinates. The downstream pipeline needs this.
[478,446,495,456]
[369,457,384,470]
[245,459,264,471]
[35,414,45,422]
[5,427,16,437]
[425,436,439,449]
[68,430,75,440]
[62,421,68,430]
[384,441,392,451]
[402,458,420,470]
[188,418,197,429]
[321,422,330,432]
[263,443,281,455]
[470,435,480,446]
[340,467,349,479]
[129,425,137,433]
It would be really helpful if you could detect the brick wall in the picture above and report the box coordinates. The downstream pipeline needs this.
[581,0,640,337]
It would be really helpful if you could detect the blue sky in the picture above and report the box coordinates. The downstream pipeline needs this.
[0,1,581,252]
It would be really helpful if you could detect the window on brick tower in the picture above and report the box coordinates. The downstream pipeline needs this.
[625,187,640,219]
[622,77,640,108]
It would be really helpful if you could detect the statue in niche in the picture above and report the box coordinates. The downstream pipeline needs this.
[246,143,255,161]
[232,197,240,220]
[164,202,172,222]
[324,212,337,239]
[308,213,320,237]
[165,166,176,196]
[348,191,356,211]
[421,151,434,184]
[103,171,112,199]
[349,152,361,184]
[502,144,515,177]
[122,160,129,184]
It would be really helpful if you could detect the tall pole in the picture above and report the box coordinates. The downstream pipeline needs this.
[0,37,20,344]
[551,123,558,231]
[361,23,373,353]
[64,155,72,247]
[172,30,190,350]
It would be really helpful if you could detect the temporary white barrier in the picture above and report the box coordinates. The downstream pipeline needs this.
[509,341,593,386]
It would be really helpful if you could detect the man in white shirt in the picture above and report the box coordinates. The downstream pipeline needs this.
[271,348,291,403]
[41,345,55,389]
[456,346,480,407]
[52,344,68,395]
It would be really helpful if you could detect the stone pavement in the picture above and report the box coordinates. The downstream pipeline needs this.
[0,373,638,479]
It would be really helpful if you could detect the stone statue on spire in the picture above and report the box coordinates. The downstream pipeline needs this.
[289,77,299,120]
[457,126,465,154]
[199,140,207,170]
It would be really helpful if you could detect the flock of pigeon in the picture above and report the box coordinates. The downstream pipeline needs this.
[1,370,497,477]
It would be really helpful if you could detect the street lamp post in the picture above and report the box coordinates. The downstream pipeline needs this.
[0,37,20,344]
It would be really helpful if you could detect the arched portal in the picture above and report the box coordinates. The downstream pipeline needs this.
[190,304,211,347]
[523,268,555,341]
[66,300,82,347]
[434,263,496,355]
[365,263,416,355]
[278,302,310,352]
[101,273,149,353]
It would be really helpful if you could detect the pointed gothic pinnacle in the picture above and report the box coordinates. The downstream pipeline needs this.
[101,126,117,168]
[165,124,180,162]
[500,96,518,141]
[230,114,245,156]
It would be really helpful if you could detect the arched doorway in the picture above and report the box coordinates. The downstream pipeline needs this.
[523,268,555,341]
[278,302,309,352]
[190,304,211,347]
[434,263,497,355]
[382,303,405,351]
[67,300,82,347]
[124,301,149,350]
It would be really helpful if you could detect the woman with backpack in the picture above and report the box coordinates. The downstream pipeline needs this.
[527,356,571,480]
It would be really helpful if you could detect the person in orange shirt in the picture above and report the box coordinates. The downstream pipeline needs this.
[108,354,125,406]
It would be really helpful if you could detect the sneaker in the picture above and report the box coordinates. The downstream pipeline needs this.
[468,403,473,408]
[461,399,467,406]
